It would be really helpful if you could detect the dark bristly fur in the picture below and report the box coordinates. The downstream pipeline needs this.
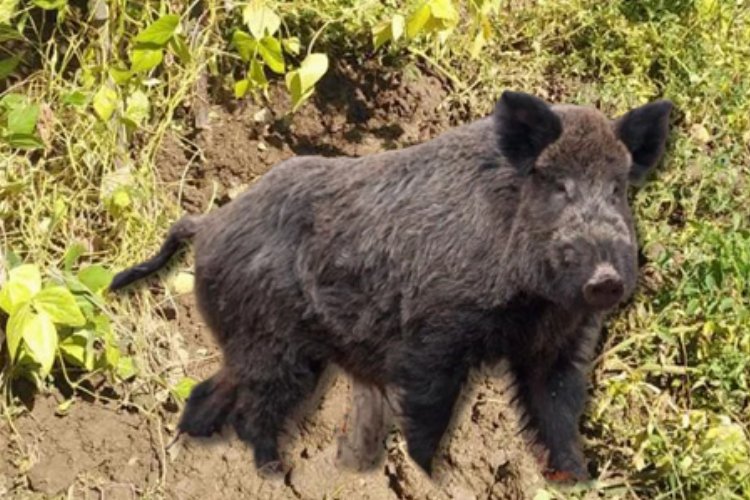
[110,91,673,480]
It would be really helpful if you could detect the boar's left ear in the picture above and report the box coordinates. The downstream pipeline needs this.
[494,91,563,174]
[614,100,673,185]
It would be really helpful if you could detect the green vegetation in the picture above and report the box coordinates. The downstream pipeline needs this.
[1,0,749,498]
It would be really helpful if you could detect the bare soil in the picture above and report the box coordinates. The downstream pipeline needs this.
[1,62,545,499]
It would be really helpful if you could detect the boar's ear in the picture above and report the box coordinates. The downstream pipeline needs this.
[493,91,562,174]
[614,100,673,185]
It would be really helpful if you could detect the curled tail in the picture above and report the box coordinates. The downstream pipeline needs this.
[109,215,202,291]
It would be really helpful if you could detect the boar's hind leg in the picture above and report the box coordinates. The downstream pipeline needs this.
[178,369,237,437]
[229,349,325,470]
[336,379,389,471]
[513,359,589,481]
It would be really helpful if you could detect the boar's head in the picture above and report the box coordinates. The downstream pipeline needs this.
[495,91,672,311]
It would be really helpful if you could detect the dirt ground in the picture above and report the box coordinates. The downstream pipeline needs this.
[1,62,547,499]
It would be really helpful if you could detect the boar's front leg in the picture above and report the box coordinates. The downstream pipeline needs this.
[392,337,470,475]
[336,378,389,471]
[513,357,589,482]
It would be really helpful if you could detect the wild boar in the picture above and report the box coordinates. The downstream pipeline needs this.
[110,91,673,481]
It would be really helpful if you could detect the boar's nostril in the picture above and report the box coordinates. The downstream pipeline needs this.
[583,266,624,309]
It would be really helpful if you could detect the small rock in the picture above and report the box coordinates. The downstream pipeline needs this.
[27,453,77,496]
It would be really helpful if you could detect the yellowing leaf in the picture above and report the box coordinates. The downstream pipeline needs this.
[170,271,194,294]
[243,1,281,39]
[282,36,300,55]
[116,356,137,380]
[134,14,179,46]
[249,58,268,89]
[93,85,118,121]
[429,0,458,22]
[77,265,113,294]
[0,0,20,25]
[406,3,431,38]
[297,53,328,95]
[33,286,86,326]
[0,264,41,314]
[59,330,95,371]
[22,311,58,377]
[124,89,150,127]
[391,14,405,43]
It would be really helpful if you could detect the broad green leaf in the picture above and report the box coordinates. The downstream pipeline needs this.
[0,0,20,25]
[258,36,284,74]
[62,90,88,107]
[169,34,191,63]
[232,30,257,62]
[59,330,94,370]
[124,89,150,127]
[131,46,163,72]
[23,311,57,377]
[406,3,431,38]
[33,286,86,326]
[248,58,268,88]
[6,133,43,149]
[56,398,74,415]
[243,1,281,39]
[109,66,132,85]
[32,0,67,9]
[373,22,392,50]
[171,376,197,402]
[0,264,41,314]
[0,54,20,80]
[93,314,111,338]
[234,78,250,98]
[6,302,32,360]
[282,37,300,55]
[0,92,24,110]
[77,265,113,294]
[297,53,328,95]
[93,85,118,121]
[116,356,137,380]
[7,102,39,135]
[134,14,179,46]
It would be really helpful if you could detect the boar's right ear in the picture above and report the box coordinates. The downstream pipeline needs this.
[493,91,563,174]
[614,100,673,186]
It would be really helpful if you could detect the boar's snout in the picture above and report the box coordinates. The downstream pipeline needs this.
[582,263,624,310]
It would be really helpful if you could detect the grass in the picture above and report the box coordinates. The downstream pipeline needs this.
[1,0,749,498]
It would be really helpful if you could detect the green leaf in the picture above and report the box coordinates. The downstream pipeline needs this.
[0,55,20,80]
[23,311,58,377]
[0,264,41,314]
[134,14,179,46]
[243,1,281,39]
[6,302,32,360]
[93,85,118,121]
[0,92,24,110]
[109,66,132,85]
[77,265,113,294]
[130,46,163,73]
[406,2,431,38]
[232,30,257,62]
[33,286,86,326]
[59,330,94,370]
[7,102,39,135]
[0,0,20,25]
[234,78,250,98]
[124,89,150,127]
[32,0,67,10]
[62,90,89,107]
[373,14,405,50]
[248,58,268,89]
[258,36,284,74]
[116,356,137,380]
[5,133,43,149]
[282,37,300,55]
[299,55,328,90]
[171,376,197,402]
[169,34,191,64]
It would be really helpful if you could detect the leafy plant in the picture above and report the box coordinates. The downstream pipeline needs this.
[0,93,43,149]
[231,0,329,110]
[0,255,133,387]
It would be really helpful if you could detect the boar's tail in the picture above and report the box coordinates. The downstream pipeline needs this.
[109,215,202,291]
